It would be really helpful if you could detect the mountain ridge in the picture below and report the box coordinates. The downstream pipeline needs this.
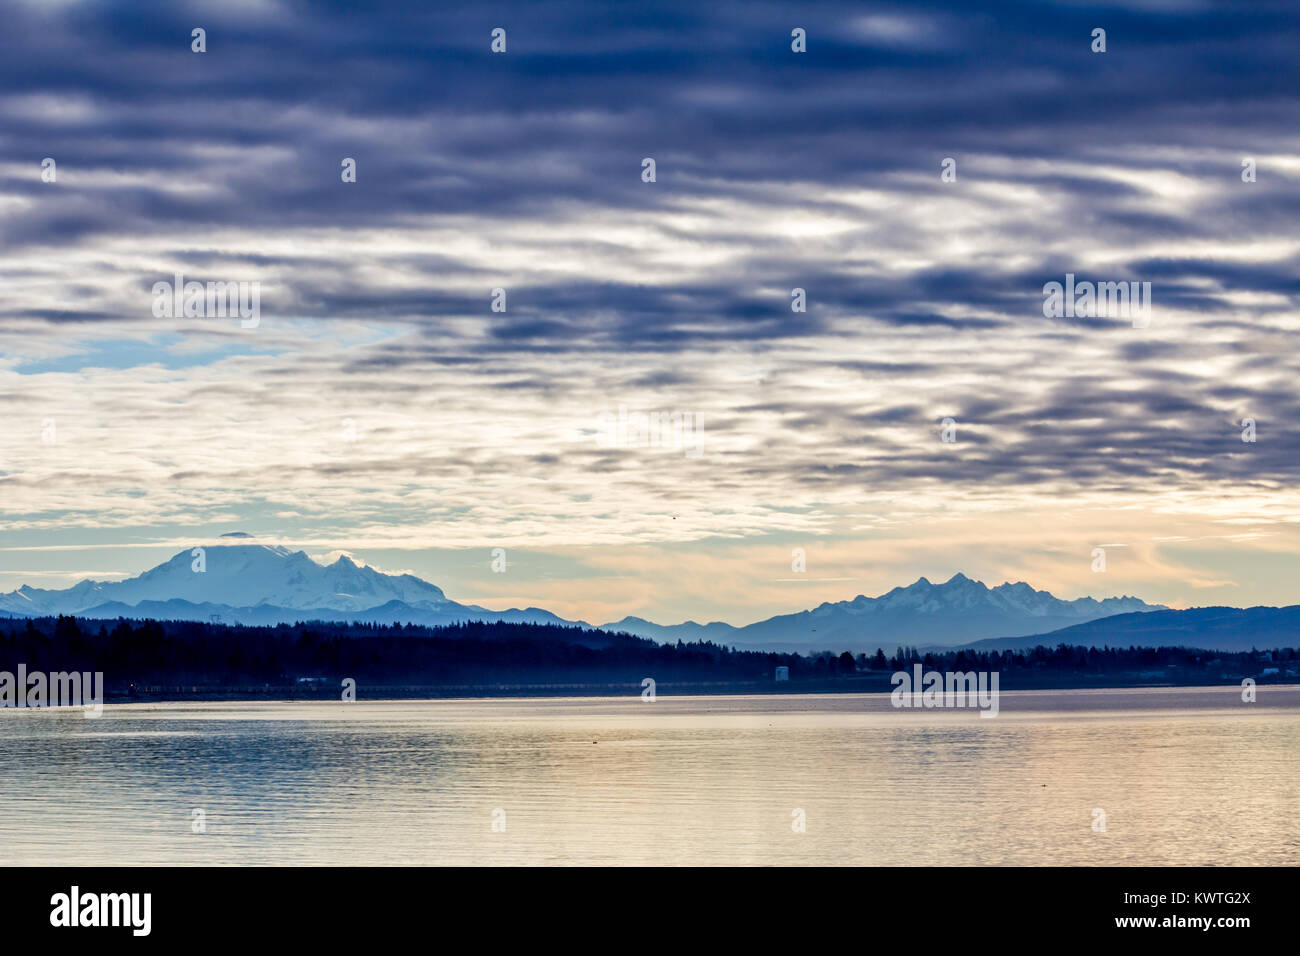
[601,571,1163,650]
[0,541,1171,649]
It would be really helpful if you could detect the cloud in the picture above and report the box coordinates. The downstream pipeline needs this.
[2,0,1300,618]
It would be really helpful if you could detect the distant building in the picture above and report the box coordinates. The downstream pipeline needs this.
[774,666,789,682]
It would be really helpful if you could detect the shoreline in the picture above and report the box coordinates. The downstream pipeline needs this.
[89,672,1293,704]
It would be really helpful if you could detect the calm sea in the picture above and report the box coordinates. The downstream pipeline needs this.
[2,686,1297,865]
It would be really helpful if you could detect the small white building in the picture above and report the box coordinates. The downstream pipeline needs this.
[774,666,789,682]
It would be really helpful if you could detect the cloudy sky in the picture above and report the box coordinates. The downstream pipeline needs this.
[2,0,1299,626]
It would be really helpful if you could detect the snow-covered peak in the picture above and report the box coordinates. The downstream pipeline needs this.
[854,573,1162,619]
[0,544,450,615]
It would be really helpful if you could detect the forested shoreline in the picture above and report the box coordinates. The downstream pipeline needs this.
[0,614,1294,700]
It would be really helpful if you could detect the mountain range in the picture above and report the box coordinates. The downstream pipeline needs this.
[0,536,1182,650]
[604,574,1162,651]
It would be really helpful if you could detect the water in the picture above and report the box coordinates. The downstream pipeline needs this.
[2,686,1297,865]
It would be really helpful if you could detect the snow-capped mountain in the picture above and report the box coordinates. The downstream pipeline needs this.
[0,543,1163,649]
[601,573,1164,651]
[0,538,579,630]
[0,542,453,615]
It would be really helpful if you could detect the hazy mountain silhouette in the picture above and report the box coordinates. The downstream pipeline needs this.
[956,605,1300,654]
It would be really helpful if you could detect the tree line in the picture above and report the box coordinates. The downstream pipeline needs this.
[0,615,1292,689]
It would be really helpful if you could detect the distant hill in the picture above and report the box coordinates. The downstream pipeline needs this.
[957,605,1300,653]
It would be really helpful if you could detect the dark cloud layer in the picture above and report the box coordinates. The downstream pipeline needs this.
[2,0,1299,526]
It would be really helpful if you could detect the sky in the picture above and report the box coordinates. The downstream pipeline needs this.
[2,0,1300,626]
